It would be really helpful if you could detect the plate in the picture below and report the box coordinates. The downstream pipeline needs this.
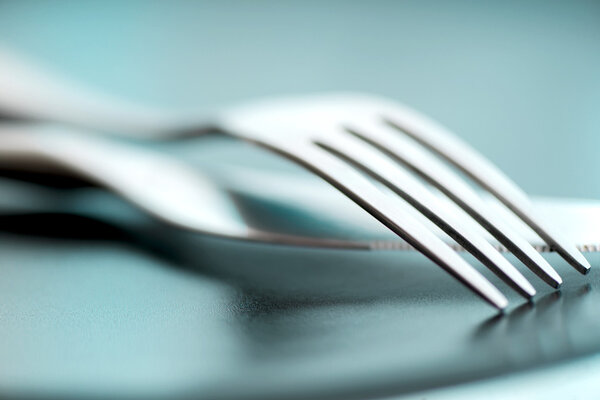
[1,137,599,399]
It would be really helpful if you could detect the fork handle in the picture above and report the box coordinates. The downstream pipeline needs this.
[0,49,222,137]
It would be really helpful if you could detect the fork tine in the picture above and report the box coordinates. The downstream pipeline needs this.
[257,139,508,309]
[316,132,536,299]
[380,106,590,275]
[345,119,563,288]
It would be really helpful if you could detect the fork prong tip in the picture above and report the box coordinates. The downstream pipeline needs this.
[521,284,536,299]
[577,256,591,275]
[552,277,563,289]
[494,296,509,310]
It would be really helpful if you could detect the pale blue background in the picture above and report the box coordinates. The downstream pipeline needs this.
[1,0,599,198]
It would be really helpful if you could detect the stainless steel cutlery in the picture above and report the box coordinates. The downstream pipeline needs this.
[0,46,592,309]
[0,92,591,309]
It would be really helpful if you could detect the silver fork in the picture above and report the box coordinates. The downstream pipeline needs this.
[221,94,589,286]
[0,93,590,310]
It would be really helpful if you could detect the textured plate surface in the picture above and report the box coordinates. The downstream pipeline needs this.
[0,139,599,399]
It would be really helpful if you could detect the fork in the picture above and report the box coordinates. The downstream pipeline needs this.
[1,48,590,283]
[0,93,591,310]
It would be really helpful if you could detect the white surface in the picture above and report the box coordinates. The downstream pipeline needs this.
[395,354,600,400]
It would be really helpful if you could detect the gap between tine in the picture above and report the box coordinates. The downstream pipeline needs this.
[315,130,535,299]
[380,108,590,275]
[344,119,563,289]
[260,139,508,309]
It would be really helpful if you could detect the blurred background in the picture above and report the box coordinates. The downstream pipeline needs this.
[1,1,600,399]
[1,0,599,198]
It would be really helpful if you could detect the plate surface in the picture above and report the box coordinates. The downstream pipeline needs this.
[0,139,599,400]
